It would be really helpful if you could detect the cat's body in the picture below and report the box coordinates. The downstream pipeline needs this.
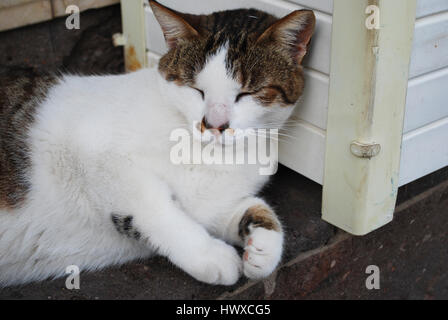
[0,69,266,286]
[0,1,315,287]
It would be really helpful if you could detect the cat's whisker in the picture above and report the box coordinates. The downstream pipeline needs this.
[245,131,296,144]
[254,125,299,134]
[250,132,298,141]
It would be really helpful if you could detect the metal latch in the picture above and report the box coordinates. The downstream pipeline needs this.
[350,141,381,159]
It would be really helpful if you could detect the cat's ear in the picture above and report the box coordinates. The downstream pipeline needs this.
[149,0,200,49]
[257,10,316,64]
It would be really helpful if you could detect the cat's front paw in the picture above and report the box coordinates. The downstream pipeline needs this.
[189,239,242,286]
[243,227,283,279]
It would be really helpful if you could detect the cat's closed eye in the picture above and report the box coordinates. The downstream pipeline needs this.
[235,87,280,104]
[235,92,252,103]
[191,87,205,100]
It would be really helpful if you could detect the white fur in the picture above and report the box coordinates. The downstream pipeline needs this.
[243,226,284,279]
[0,48,290,287]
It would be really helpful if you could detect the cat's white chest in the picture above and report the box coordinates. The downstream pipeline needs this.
[164,162,265,225]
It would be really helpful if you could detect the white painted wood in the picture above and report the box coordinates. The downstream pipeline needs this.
[416,0,448,18]
[291,63,448,134]
[277,0,448,18]
[144,0,333,75]
[290,64,448,134]
[400,117,448,185]
[278,118,326,184]
[404,66,448,133]
[322,0,417,235]
[120,0,147,72]
[286,0,333,14]
[275,61,448,135]
[292,64,448,134]
[293,70,329,130]
[52,0,119,17]
[0,0,52,32]
[409,11,448,78]
[279,116,448,188]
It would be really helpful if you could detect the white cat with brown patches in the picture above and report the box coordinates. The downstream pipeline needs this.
[0,0,315,287]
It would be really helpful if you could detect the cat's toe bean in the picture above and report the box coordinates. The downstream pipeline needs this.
[243,228,283,279]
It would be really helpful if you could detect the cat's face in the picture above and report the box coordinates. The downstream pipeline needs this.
[150,1,315,143]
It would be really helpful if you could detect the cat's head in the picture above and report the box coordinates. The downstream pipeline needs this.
[150,0,315,143]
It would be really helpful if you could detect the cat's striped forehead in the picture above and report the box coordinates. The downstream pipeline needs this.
[156,8,309,106]
[157,9,276,82]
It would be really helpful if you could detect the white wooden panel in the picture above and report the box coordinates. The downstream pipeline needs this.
[278,118,325,184]
[410,11,448,78]
[145,0,332,75]
[289,63,448,134]
[52,0,120,17]
[283,0,448,20]
[399,117,448,185]
[416,0,448,18]
[293,69,329,130]
[279,116,448,188]
[0,0,52,32]
[283,63,448,134]
[298,65,448,133]
[404,66,448,133]
[121,0,147,72]
[286,0,333,14]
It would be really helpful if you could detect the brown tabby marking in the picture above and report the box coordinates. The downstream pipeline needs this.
[238,205,281,239]
[0,72,57,209]
[150,0,315,107]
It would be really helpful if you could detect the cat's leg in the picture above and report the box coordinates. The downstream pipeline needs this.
[217,197,283,279]
[112,173,242,285]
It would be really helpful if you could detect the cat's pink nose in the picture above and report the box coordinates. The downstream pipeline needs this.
[205,103,230,131]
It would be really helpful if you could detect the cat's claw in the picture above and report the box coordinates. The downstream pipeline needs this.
[243,227,283,279]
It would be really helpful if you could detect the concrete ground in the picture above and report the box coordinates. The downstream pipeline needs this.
[0,5,447,300]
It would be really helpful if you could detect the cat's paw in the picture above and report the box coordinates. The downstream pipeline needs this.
[190,239,242,286]
[243,227,283,279]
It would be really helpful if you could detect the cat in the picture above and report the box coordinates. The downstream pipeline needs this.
[0,0,315,287]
